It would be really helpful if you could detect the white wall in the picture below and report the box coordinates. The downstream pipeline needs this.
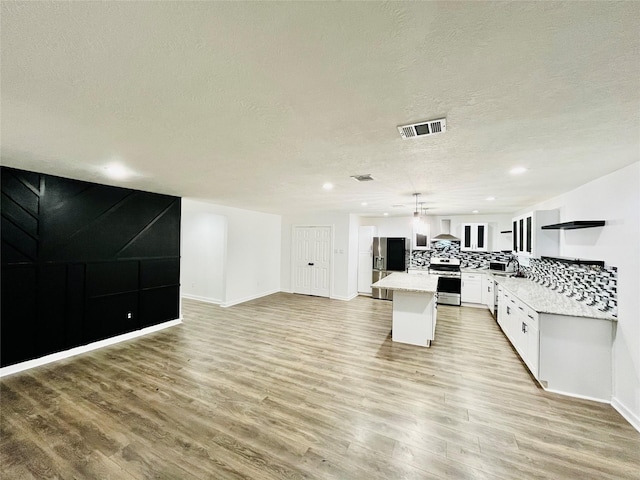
[360,215,414,238]
[347,214,360,297]
[281,212,357,301]
[523,162,640,430]
[182,199,282,307]
[360,214,513,252]
[181,210,226,303]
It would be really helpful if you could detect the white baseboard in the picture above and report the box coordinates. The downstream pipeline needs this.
[542,386,610,404]
[612,397,640,433]
[461,302,487,309]
[221,289,280,308]
[181,293,222,305]
[330,293,359,302]
[0,319,182,378]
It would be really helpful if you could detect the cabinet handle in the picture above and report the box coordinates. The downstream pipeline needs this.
[518,306,524,311]
[506,306,511,315]
[522,322,528,333]
[527,314,534,319]
[308,263,314,266]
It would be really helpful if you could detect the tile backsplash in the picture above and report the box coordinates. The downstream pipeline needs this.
[409,241,512,268]
[409,243,617,316]
[522,258,617,317]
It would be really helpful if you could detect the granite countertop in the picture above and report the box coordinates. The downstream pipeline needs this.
[401,267,614,321]
[371,272,438,293]
[493,276,616,321]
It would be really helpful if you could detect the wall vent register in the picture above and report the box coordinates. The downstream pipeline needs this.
[350,174,374,182]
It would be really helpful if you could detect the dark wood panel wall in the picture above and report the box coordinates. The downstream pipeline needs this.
[1,167,181,367]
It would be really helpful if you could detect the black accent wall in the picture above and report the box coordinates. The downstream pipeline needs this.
[1,167,181,367]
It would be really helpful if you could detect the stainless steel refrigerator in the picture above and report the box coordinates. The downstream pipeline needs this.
[372,237,409,300]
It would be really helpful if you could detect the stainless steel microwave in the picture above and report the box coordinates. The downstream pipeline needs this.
[489,261,515,273]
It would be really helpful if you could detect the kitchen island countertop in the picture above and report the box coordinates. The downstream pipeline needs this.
[371,272,439,294]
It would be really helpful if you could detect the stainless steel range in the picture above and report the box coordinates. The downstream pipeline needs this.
[429,257,461,306]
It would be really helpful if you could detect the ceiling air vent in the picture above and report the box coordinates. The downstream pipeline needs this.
[351,174,374,182]
[397,118,447,139]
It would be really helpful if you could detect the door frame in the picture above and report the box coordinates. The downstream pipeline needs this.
[290,225,334,298]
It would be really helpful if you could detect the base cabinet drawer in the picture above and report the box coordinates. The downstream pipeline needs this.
[499,287,539,378]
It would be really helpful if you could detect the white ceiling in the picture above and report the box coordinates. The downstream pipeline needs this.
[1,1,638,216]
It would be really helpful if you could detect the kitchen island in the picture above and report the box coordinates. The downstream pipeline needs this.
[371,272,439,347]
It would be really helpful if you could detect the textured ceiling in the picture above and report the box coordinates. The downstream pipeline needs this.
[1,1,639,216]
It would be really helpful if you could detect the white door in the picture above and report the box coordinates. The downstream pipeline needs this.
[293,226,331,297]
[293,227,312,295]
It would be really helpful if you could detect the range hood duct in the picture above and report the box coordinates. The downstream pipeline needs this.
[432,219,460,241]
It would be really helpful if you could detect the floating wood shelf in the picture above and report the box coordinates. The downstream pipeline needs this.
[541,256,605,268]
[541,220,605,230]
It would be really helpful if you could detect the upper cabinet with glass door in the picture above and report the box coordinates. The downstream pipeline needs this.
[412,217,431,250]
[461,223,488,252]
[512,210,559,258]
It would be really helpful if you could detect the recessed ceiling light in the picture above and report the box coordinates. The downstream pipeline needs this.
[322,182,333,190]
[486,196,495,201]
[103,162,133,180]
[383,212,389,216]
[472,210,479,214]
[510,166,528,175]
[361,202,368,206]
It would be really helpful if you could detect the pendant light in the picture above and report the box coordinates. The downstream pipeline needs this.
[413,193,421,218]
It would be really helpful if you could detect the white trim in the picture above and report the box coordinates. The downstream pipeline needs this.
[461,302,486,309]
[221,289,280,308]
[612,397,640,433]
[541,386,610,404]
[0,319,182,378]
[181,293,222,305]
[330,293,359,302]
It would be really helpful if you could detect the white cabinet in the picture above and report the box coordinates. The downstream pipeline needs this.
[412,217,431,251]
[525,321,539,376]
[513,302,540,377]
[497,285,508,330]
[495,283,614,401]
[482,275,495,314]
[497,286,539,377]
[461,223,488,252]
[461,272,483,304]
[512,210,559,258]
[392,290,437,347]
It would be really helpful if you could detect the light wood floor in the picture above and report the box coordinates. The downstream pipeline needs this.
[1,294,639,479]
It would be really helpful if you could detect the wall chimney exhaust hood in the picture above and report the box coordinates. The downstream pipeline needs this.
[433,219,460,241]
